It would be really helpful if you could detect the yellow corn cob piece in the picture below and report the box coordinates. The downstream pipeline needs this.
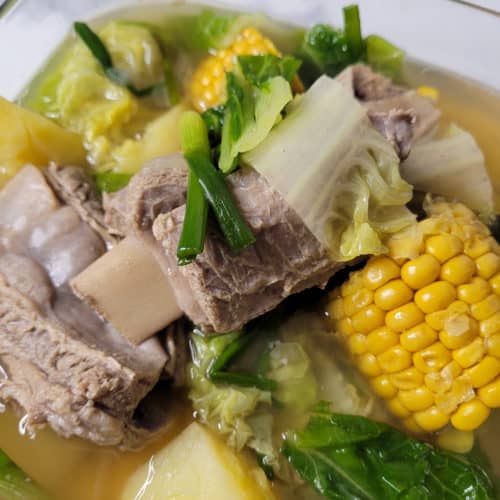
[328,200,500,434]
[190,27,303,112]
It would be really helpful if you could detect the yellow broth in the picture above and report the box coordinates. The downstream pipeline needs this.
[2,5,500,500]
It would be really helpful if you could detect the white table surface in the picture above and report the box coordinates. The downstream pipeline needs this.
[0,0,499,100]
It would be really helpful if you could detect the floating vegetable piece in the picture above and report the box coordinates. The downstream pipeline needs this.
[0,97,86,186]
[243,75,415,261]
[328,199,500,433]
[74,22,161,97]
[283,404,495,499]
[401,124,494,219]
[122,423,276,500]
[298,5,404,84]
[0,450,52,500]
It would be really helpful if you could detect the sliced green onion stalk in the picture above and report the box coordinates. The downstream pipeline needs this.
[177,111,210,264]
[365,34,404,80]
[343,4,363,60]
[180,112,255,253]
[95,171,132,193]
[73,21,160,97]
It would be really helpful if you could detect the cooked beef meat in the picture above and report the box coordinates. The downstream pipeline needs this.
[103,153,188,237]
[337,64,441,157]
[45,163,120,246]
[0,166,168,447]
[153,166,343,333]
[163,319,188,387]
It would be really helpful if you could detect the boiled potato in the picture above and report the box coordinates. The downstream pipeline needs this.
[110,102,188,174]
[0,97,86,186]
[121,422,276,500]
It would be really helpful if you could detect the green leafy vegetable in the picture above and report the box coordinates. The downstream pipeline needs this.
[0,450,51,500]
[243,75,415,261]
[95,171,132,193]
[237,54,301,86]
[179,111,255,254]
[74,22,161,97]
[187,330,273,450]
[283,405,495,500]
[177,111,210,264]
[365,34,404,80]
[298,5,404,84]
[218,57,296,173]
[208,328,277,391]
[343,4,363,60]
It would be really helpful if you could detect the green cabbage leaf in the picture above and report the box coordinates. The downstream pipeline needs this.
[243,75,415,261]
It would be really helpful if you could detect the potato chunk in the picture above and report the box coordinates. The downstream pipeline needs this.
[121,422,275,500]
[0,98,86,186]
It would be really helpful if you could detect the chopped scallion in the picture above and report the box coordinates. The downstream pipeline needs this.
[343,4,363,60]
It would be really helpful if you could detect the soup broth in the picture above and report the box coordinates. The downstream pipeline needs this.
[2,3,500,499]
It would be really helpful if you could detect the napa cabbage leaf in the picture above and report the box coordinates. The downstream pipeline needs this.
[243,75,415,261]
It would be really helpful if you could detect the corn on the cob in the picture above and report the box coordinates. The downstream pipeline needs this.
[190,27,303,112]
[328,199,500,435]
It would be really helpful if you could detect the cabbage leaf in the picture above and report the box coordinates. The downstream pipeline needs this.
[218,57,297,173]
[243,75,415,261]
[401,124,494,219]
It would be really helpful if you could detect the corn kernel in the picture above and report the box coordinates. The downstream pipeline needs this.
[417,85,439,101]
[425,372,453,394]
[465,237,491,259]
[328,298,345,319]
[398,386,434,412]
[478,376,500,407]
[362,256,400,290]
[414,406,450,431]
[386,303,424,332]
[464,356,500,387]
[358,352,382,377]
[486,334,500,357]
[402,416,423,433]
[441,360,463,380]
[457,277,491,304]
[440,254,476,285]
[401,323,438,352]
[439,325,475,350]
[387,397,411,418]
[476,252,500,279]
[373,279,413,311]
[489,273,500,295]
[451,399,490,431]
[377,345,412,373]
[343,288,373,317]
[365,327,399,355]
[371,375,397,399]
[425,233,464,263]
[347,334,367,355]
[453,338,485,368]
[351,304,385,334]
[479,311,500,337]
[435,376,474,414]
[336,318,355,337]
[437,428,474,454]
[415,281,456,314]
[471,294,500,321]
[391,367,424,390]
[414,342,451,373]
[401,254,441,290]
[426,310,447,331]
[341,270,364,296]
